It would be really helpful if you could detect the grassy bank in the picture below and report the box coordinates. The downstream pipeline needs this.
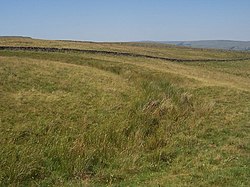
[0,38,249,186]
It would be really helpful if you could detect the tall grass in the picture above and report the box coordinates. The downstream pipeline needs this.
[0,45,249,186]
[0,51,215,186]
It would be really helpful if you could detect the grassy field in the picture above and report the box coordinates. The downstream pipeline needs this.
[0,38,249,186]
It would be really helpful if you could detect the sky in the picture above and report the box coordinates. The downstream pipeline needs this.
[1,0,250,41]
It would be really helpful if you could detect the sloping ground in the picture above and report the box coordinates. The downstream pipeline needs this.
[0,39,249,186]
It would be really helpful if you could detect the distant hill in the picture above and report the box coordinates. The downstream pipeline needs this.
[148,40,250,51]
[0,36,32,39]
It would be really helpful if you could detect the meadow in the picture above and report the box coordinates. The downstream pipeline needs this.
[0,38,249,186]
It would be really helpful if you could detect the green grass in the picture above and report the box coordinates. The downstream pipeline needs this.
[0,38,249,186]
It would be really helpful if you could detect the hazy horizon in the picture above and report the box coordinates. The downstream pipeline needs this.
[1,0,250,42]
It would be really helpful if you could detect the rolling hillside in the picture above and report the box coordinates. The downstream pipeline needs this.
[153,40,250,51]
[0,37,249,186]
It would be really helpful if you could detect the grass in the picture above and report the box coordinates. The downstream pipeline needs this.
[0,38,249,186]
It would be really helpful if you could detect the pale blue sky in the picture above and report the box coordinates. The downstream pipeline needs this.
[1,0,250,41]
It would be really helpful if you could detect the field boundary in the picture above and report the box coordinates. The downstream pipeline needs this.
[1,46,250,62]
